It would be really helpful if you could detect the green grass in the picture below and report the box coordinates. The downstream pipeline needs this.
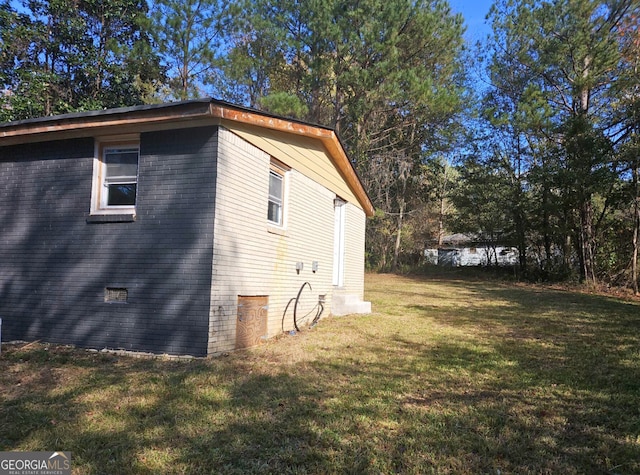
[2,273,640,474]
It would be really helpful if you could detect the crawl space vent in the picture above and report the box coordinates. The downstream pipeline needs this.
[105,287,128,303]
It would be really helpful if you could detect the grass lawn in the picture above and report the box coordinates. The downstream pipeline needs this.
[1,272,640,474]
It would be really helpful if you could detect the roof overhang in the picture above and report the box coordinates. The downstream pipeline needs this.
[0,99,374,216]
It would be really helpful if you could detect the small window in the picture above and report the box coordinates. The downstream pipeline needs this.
[103,148,138,206]
[268,165,285,226]
[92,140,139,214]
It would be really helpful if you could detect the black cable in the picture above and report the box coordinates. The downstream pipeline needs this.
[310,302,324,327]
[282,282,325,333]
[281,297,297,333]
[293,282,311,332]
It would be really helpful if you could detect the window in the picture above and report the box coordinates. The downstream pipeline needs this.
[92,140,139,214]
[268,164,285,226]
[103,147,138,206]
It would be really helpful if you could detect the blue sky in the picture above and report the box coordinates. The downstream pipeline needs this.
[449,0,494,43]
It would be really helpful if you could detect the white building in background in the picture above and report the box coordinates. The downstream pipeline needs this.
[425,233,519,267]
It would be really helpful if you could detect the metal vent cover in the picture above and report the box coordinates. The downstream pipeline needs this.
[105,287,128,303]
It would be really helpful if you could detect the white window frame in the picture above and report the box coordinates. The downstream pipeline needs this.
[267,161,288,228]
[91,136,140,215]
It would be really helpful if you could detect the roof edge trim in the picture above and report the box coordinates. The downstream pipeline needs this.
[0,99,374,216]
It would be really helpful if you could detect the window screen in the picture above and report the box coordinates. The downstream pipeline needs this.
[104,148,138,207]
[268,169,284,225]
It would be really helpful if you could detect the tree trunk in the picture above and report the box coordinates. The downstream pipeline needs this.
[564,233,572,272]
[580,199,597,286]
[438,194,445,247]
[543,186,552,267]
[391,201,405,273]
[633,161,639,294]
[633,210,639,295]
[516,218,527,272]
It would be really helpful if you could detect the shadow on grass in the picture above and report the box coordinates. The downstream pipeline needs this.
[397,276,640,473]
[1,346,387,474]
[1,274,640,474]
[408,279,640,391]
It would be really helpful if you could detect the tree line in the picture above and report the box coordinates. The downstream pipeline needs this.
[1,0,640,289]
[456,0,640,289]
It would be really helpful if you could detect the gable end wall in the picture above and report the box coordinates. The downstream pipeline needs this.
[208,127,366,354]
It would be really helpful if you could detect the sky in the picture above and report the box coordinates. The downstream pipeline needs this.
[448,0,496,94]
[449,0,494,43]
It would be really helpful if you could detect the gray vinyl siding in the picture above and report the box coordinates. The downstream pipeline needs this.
[0,127,217,356]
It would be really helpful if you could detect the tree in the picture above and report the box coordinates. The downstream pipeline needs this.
[0,0,71,119]
[78,0,165,108]
[613,6,640,291]
[450,154,516,266]
[0,0,164,120]
[483,0,634,283]
[220,0,467,270]
[220,0,326,117]
[481,62,544,273]
[151,0,226,100]
[422,156,457,247]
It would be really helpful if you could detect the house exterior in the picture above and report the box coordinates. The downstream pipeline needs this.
[425,234,518,267]
[0,99,374,357]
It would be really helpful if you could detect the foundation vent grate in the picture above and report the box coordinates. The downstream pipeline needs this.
[105,287,128,303]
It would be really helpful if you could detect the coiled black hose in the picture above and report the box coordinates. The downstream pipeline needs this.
[281,281,324,333]
[293,282,312,331]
